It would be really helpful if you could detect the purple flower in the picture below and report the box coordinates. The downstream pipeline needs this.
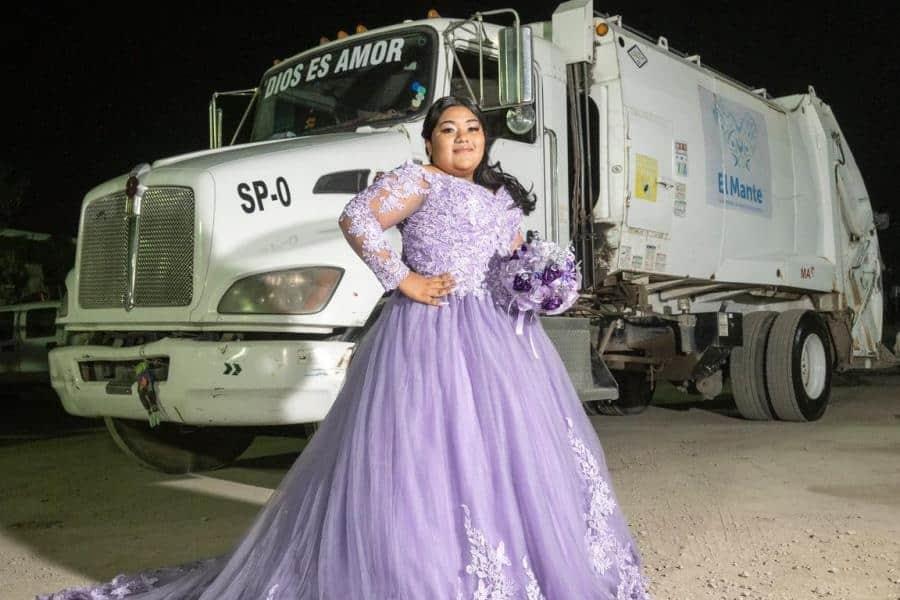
[527,285,549,305]
[542,263,562,284]
[512,273,532,292]
[541,295,563,312]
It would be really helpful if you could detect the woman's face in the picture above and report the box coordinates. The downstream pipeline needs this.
[425,105,485,180]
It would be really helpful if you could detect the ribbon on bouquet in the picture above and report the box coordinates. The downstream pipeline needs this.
[508,299,540,359]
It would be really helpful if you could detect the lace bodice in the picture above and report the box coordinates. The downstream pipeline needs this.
[339,161,524,296]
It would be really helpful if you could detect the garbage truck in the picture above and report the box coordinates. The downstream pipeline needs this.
[49,0,888,472]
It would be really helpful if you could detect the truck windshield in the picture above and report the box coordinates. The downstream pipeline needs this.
[250,28,435,142]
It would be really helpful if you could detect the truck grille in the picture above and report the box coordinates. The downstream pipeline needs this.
[134,188,195,306]
[78,187,195,308]
[79,192,129,307]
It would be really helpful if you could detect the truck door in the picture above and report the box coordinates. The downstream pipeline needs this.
[449,50,547,240]
[625,110,674,235]
[815,103,884,359]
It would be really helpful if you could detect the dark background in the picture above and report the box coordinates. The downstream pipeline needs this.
[3,2,896,253]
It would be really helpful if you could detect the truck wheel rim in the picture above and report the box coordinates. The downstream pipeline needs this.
[800,333,827,399]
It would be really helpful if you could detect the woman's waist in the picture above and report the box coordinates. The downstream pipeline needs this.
[402,266,495,297]
[389,284,496,306]
[383,286,551,360]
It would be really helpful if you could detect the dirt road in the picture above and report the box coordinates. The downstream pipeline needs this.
[2,379,898,600]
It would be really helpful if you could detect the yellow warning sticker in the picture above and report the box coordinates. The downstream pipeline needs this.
[634,154,658,202]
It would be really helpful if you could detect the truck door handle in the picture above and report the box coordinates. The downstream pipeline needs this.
[543,127,559,243]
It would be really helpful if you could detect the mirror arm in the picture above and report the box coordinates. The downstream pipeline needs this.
[444,36,479,105]
[475,9,522,101]
[208,94,220,149]
[230,88,260,146]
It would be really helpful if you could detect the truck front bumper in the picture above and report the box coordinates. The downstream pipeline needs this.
[48,338,355,425]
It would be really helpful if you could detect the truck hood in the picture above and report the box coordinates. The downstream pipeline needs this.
[151,128,411,172]
[69,126,413,330]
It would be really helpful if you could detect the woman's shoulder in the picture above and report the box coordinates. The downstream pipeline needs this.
[381,159,425,179]
[373,160,431,194]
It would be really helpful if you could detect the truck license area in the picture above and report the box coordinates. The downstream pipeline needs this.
[237,177,292,214]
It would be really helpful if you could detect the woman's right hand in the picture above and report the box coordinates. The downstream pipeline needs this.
[397,272,455,306]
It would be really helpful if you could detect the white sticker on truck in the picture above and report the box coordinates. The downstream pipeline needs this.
[627,44,648,68]
[264,37,405,99]
[699,86,772,218]
[675,140,688,177]
[674,183,687,217]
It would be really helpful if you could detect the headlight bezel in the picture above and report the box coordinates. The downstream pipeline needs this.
[217,266,344,315]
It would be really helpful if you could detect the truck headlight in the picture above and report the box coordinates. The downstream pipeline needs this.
[217,267,343,315]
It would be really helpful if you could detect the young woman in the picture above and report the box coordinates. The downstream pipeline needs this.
[40,96,650,600]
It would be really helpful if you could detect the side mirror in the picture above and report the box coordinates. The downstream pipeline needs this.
[497,25,534,106]
[444,9,535,132]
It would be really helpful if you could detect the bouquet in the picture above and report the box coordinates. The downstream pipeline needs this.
[497,233,582,337]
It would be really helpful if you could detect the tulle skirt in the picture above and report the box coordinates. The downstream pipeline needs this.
[39,291,649,599]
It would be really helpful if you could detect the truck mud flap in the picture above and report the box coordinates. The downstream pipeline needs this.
[540,316,618,401]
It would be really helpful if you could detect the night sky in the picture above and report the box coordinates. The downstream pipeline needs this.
[5,2,897,249]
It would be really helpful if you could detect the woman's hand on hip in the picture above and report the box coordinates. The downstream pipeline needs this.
[397,272,455,306]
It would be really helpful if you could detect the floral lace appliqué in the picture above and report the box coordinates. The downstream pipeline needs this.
[461,504,515,600]
[566,417,617,574]
[338,161,428,290]
[36,558,216,600]
[458,504,547,600]
[403,166,521,299]
[566,418,650,599]
[340,161,523,296]
[522,556,546,600]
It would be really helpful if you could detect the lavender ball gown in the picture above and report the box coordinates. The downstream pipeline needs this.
[39,161,650,599]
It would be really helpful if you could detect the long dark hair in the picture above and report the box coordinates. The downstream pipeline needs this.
[421,96,536,215]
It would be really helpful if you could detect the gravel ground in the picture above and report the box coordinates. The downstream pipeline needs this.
[1,378,898,600]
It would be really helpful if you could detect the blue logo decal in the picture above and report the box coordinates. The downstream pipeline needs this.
[713,102,759,170]
[699,86,772,217]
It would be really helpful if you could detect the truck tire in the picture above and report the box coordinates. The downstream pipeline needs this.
[104,417,255,474]
[593,370,654,416]
[729,312,777,420]
[764,310,832,422]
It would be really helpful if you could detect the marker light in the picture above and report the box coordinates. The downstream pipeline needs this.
[319,36,330,45]
[595,23,609,37]
[337,30,349,39]
[427,9,440,17]
[218,267,344,315]
[356,24,367,33]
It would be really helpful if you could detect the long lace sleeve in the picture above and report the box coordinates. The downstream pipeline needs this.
[338,161,428,291]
